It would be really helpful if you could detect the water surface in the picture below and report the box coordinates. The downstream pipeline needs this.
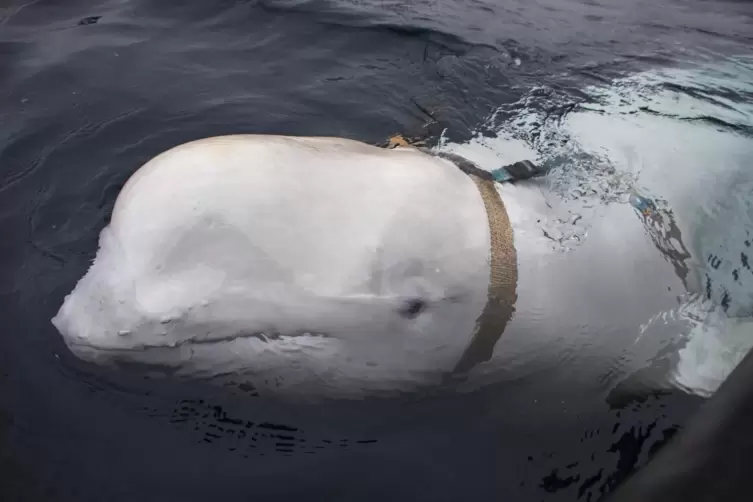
[1,0,752,500]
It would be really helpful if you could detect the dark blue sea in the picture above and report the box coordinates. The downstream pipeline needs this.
[1,0,752,501]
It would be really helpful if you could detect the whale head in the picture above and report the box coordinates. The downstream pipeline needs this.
[51,135,511,398]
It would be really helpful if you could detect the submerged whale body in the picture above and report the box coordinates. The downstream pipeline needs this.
[52,134,740,399]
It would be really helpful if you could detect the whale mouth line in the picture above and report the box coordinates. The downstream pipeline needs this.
[67,330,333,353]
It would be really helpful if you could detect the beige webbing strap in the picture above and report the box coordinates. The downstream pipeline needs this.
[453,174,518,373]
[379,140,518,373]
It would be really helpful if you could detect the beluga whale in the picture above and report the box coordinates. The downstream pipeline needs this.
[51,133,724,400]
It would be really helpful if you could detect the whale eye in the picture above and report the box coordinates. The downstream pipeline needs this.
[399,298,427,319]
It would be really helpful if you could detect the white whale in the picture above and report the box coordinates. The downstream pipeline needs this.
[52,134,710,399]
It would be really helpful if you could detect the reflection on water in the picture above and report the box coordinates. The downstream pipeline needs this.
[150,399,379,455]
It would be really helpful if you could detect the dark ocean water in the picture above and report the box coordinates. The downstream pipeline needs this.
[1,0,752,501]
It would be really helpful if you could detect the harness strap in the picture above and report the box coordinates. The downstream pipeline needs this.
[427,150,519,373]
[454,173,518,373]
